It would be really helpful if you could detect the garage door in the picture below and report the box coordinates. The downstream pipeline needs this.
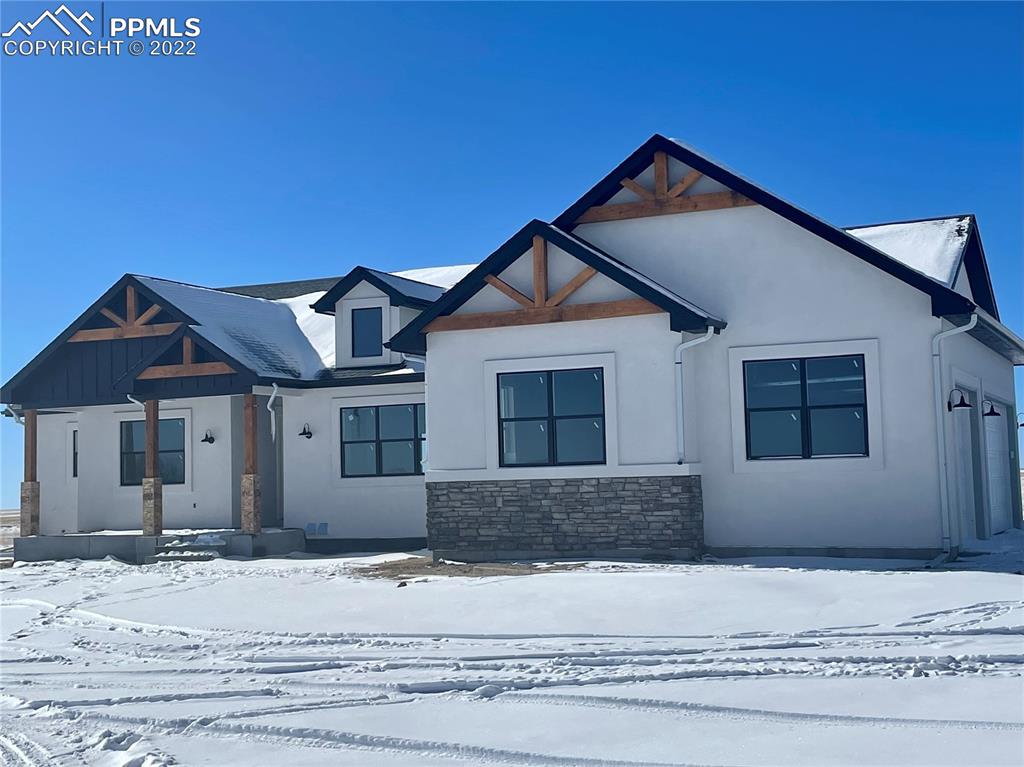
[984,403,1012,534]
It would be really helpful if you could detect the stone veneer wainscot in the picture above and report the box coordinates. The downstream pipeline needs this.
[426,475,703,562]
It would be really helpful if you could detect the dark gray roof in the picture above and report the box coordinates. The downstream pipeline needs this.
[310,266,450,314]
[362,269,447,303]
[218,276,344,300]
[135,276,333,380]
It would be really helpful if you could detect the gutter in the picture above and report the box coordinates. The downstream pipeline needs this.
[930,312,978,564]
[266,383,279,442]
[674,326,716,464]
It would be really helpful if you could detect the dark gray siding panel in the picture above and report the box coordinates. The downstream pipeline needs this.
[6,338,253,408]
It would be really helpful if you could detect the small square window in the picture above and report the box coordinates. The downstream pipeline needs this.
[743,355,867,460]
[497,368,605,467]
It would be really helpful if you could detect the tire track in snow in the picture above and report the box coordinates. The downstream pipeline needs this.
[78,710,737,767]
[0,731,58,767]
[498,692,1024,731]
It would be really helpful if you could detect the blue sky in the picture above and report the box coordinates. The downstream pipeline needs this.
[1,1,1021,506]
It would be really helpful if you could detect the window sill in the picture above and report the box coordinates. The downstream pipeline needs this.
[427,462,701,482]
[734,454,881,474]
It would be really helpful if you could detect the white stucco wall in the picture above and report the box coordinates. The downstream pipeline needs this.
[64,396,238,532]
[280,382,427,539]
[426,314,696,481]
[574,206,953,551]
[36,412,80,535]
[423,201,1002,552]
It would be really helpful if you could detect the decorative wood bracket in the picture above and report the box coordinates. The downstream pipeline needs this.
[70,285,180,342]
[427,235,664,333]
[582,151,754,223]
[425,298,662,332]
[136,335,235,380]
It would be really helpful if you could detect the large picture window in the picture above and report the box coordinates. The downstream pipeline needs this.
[120,418,186,486]
[743,354,867,460]
[341,404,425,477]
[351,306,383,358]
[498,368,605,467]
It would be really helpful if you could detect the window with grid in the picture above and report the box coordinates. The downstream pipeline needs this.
[120,418,186,485]
[498,368,605,467]
[341,404,425,477]
[743,355,867,460]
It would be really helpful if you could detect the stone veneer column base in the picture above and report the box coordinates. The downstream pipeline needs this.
[142,477,163,536]
[427,475,703,562]
[241,474,262,535]
[20,481,40,537]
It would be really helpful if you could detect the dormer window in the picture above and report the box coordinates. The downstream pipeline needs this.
[351,307,383,358]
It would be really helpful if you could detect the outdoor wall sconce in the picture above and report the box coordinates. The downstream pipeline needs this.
[299,423,313,439]
[981,400,1000,418]
[201,430,216,444]
[946,388,971,412]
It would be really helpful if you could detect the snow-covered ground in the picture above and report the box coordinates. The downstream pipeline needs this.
[2,541,1023,767]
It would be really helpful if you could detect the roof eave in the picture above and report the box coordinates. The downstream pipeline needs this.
[554,134,976,321]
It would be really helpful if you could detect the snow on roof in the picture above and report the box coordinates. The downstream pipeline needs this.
[845,216,971,287]
[135,276,332,380]
[278,291,335,370]
[136,262,476,381]
[390,264,477,289]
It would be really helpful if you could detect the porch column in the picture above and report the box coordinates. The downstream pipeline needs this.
[241,393,262,535]
[20,409,39,536]
[143,399,163,536]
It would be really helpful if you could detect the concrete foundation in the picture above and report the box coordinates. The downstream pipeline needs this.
[241,474,261,535]
[20,481,40,537]
[13,528,306,565]
[142,477,163,536]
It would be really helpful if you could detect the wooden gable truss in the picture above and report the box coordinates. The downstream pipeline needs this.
[69,284,181,342]
[135,334,236,380]
[425,235,663,333]
[575,150,755,224]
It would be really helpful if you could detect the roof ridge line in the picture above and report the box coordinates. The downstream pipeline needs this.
[843,213,975,231]
[134,274,287,305]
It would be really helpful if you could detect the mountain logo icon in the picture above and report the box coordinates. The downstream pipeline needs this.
[2,4,94,37]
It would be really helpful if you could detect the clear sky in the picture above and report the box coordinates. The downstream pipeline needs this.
[1,1,1021,507]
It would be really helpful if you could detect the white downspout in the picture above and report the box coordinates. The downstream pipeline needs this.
[266,383,280,442]
[674,326,716,464]
[402,353,428,469]
[931,313,978,561]
[126,395,145,410]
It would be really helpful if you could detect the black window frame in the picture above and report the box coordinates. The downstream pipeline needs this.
[72,429,78,478]
[340,403,426,478]
[497,367,607,468]
[119,417,186,486]
[742,354,868,461]
[351,306,383,358]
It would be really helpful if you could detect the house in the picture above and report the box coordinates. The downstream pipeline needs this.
[3,134,1022,562]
